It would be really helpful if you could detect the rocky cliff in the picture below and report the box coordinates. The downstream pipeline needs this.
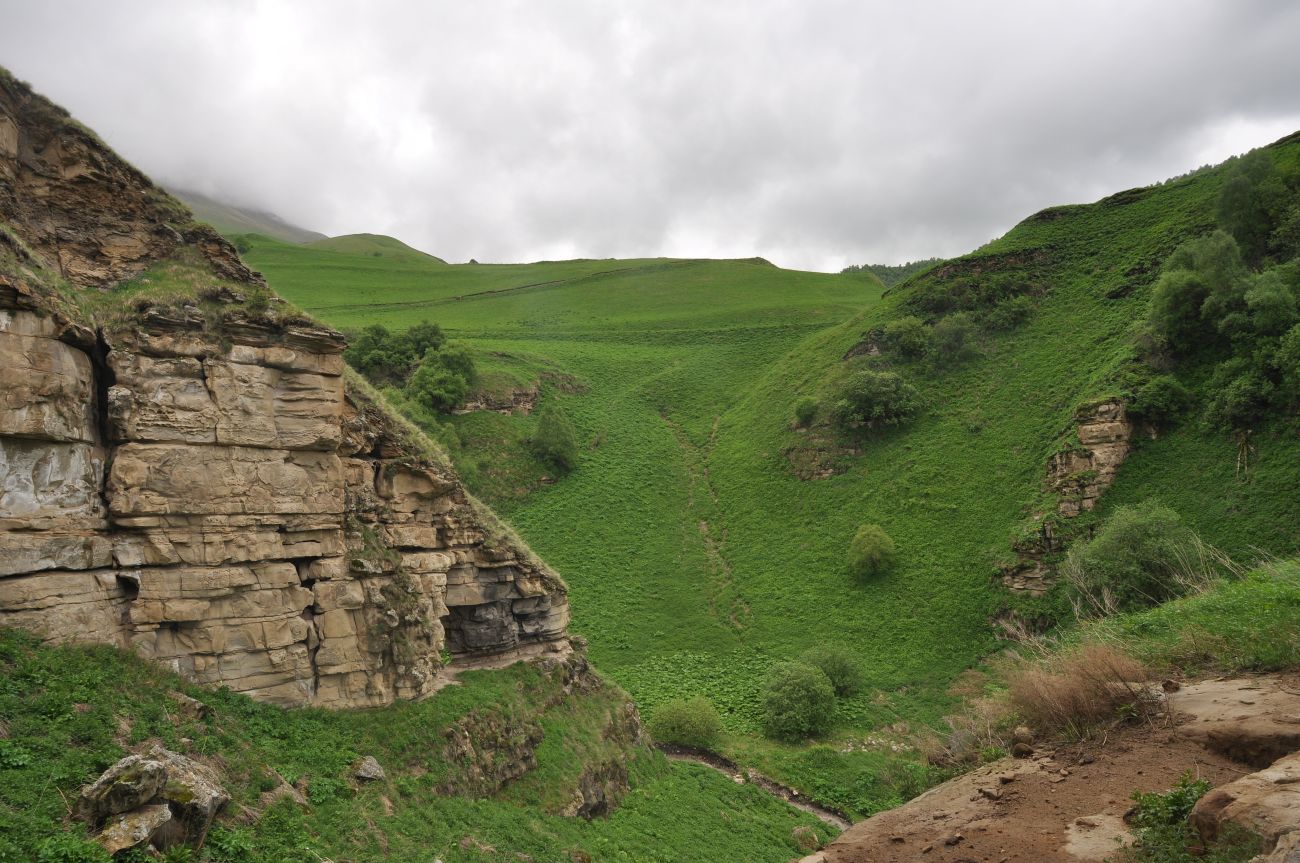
[0,69,570,708]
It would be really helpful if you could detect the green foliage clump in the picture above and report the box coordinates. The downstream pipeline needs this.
[1202,359,1273,432]
[532,403,579,473]
[798,646,864,697]
[981,294,1034,330]
[761,662,836,741]
[344,321,446,386]
[1216,150,1290,265]
[1128,374,1193,428]
[928,311,978,366]
[405,341,477,413]
[880,315,930,358]
[830,370,922,433]
[33,833,110,863]
[793,397,818,428]
[648,696,724,750]
[1122,772,1257,863]
[847,523,896,580]
[1063,501,1202,615]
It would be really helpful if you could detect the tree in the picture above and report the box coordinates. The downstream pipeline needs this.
[881,316,930,359]
[929,312,977,366]
[799,645,864,697]
[406,361,471,413]
[532,403,579,472]
[830,370,922,433]
[761,662,836,741]
[1217,150,1289,265]
[648,697,723,750]
[847,523,896,579]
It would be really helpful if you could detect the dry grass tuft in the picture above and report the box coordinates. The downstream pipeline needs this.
[1006,642,1152,736]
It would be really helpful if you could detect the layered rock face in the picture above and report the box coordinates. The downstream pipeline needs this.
[0,291,570,708]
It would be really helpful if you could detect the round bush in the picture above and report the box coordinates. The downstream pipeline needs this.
[648,696,723,750]
[848,523,896,579]
[881,316,930,358]
[799,645,864,697]
[761,661,836,741]
[831,370,922,433]
[793,397,818,428]
[1128,374,1193,428]
[532,403,579,472]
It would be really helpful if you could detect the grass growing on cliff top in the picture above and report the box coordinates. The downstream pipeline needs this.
[0,629,834,863]
[243,135,1300,817]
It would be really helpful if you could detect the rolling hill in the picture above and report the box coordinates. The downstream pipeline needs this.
[168,186,327,243]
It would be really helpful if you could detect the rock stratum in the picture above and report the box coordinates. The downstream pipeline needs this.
[0,69,570,709]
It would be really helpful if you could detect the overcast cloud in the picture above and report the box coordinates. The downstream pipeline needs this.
[3,1,1300,271]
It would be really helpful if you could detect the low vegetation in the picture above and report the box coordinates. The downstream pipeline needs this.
[1120,774,1258,863]
[647,697,724,751]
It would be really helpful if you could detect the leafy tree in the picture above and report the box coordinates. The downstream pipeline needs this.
[830,370,922,433]
[1277,324,1300,406]
[799,645,864,697]
[1127,375,1193,429]
[929,312,978,366]
[983,294,1033,331]
[648,697,723,750]
[1217,150,1289,265]
[847,523,896,579]
[1242,264,1300,337]
[405,320,446,357]
[761,662,836,741]
[1202,361,1273,431]
[532,403,579,472]
[406,361,470,413]
[880,316,930,359]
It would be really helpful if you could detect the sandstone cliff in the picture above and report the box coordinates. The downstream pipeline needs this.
[0,69,570,708]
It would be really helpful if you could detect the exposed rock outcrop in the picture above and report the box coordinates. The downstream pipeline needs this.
[1001,400,1134,595]
[0,70,570,709]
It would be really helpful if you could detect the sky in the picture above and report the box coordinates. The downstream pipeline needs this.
[3,1,1300,272]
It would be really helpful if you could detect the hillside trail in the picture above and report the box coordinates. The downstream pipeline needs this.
[660,411,752,631]
[803,674,1300,863]
[656,744,852,831]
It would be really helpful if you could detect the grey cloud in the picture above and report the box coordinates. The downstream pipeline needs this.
[3,0,1299,271]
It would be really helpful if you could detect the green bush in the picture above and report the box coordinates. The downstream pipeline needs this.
[1202,361,1273,431]
[928,312,978,366]
[830,371,922,433]
[761,662,836,741]
[1062,501,1203,615]
[982,294,1033,331]
[648,696,723,750]
[793,397,818,428]
[406,361,471,413]
[847,523,896,580]
[532,403,579,472]
[1128,375,1193,428]
[1277,323,1300,405]
[1124,772,1258,862]
[880,316,930,359]
[798,645,864,697]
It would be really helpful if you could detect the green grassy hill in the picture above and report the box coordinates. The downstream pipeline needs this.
[243,133,1300,817]
[168,186,327,244]
[306,232,448,263]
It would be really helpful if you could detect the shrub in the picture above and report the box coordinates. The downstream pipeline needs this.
[1202,362,1273,431]
[793,397,818,428]
[1062,501,1204,615]
[407,361,471,413]
[1128,375,1193,428]
[761,661,836,741]
[799,645,864,696]
[1006,643,1148,736]
[847,523,896,580]
[1277,323,1300,405]
[1124,772,1258,862]
[929,312,978,366]
[880,316,930,359]
[830,370,922,433]
[1148,269,1211,353]
[648,696,723,750]
[982,294,1033,331]
[532,403,579,472]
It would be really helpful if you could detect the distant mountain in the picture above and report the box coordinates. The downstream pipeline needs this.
[169,186,328,244]
[307,232,447,264]
[842,257,943,288]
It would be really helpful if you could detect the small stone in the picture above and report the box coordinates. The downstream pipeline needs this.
[979,787,1002,800]
[355,755,386,782]
[944,833,964,846]
[1011,742,1034,758]
[1012,725,1034,746]
[1161,679,1181,693]
[998,773,1017,784]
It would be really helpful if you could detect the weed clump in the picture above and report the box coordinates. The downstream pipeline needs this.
[1005,643,1149,736]
[647,696,723,750]
[761,662,835,741]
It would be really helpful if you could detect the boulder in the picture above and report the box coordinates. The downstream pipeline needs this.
[1190,750,1300,852]
[94,803,172,855]
[355,755,386,782]
[76,754,167,825]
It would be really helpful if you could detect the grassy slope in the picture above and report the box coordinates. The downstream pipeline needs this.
[243,137,1300,817]
[0,629,833,863]
[306,233,449,264]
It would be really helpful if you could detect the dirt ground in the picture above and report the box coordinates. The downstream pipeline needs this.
[811,675,1300,863]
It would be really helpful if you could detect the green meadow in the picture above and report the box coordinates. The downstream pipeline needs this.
[242,134,1300,816]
